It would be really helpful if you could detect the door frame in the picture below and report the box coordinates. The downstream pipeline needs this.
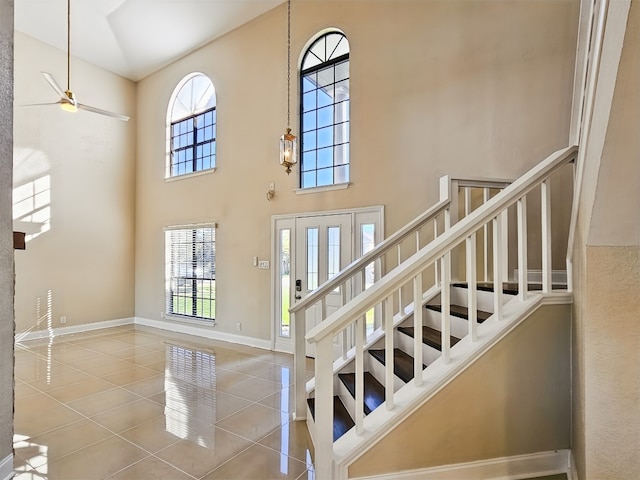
[271,206,384,353]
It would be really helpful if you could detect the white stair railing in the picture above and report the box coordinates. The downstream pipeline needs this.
[290,175,512,420]
[305,146,577,479]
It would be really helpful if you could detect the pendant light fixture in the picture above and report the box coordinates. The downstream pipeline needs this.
[279,0,297,174]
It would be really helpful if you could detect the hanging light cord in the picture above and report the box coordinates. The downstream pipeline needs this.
[67,0,71,91]
[286,0,291,129]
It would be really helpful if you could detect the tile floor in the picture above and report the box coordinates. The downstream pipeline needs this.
[13,325,316,479]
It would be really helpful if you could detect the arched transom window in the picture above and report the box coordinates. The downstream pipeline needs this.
[168,73,217,178]
[300,32,350,188]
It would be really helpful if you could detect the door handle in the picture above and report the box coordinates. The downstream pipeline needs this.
[295,294,302,300]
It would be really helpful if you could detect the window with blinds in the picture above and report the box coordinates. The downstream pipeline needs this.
[165,225,216,322]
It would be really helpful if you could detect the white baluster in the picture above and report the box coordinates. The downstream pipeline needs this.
[314,335,335,480]
[413,273,423,386]
[397,244,403,308]
[321,297,326,322]
[493,217,504,321]
[342,285,348,359]
[483,188,490,282]
[355,315,365,435]
[434,220,440,286]
[464,186,471,218]
[541,179,552,293]
[466,233,478,341]
[293,310,307,420]
[567,161,576,292]
[441,254,451,364]
[384,295,394,410]
[501,209,509,281]
[517,197,528,300]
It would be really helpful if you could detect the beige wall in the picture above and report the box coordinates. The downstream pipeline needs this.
[135,0,579,341]
[572,1,640,478]
[12,33,136,333]
[0,0,15,463]
[349,304,572,477]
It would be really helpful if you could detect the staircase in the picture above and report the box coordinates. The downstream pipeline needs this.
[305,281,514,440]
[290,146,578,479]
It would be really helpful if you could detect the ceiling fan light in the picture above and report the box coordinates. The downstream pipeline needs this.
[60,101,77,113]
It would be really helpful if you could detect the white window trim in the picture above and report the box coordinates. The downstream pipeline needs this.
[164,168,217,183]
[294,182,351,195]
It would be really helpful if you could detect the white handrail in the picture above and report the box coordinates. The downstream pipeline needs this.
[306,146,577,345]
[290,199,450,314]
[291,178,513,316]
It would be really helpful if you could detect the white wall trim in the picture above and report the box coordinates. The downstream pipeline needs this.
[134,317,272,351]
[349,449,572,480]
[15,317,134,343]
[0,453,14,480]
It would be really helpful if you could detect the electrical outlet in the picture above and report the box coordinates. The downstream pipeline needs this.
[269,182,275,191]
[236,322,242,331]
[60,316,67,324]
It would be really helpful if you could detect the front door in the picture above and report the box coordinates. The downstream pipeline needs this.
[294,214,352,357]
[272,207,382,354]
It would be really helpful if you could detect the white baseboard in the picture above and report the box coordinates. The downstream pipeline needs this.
[15,317,134,343]
[0,453,14,480]
[13,314,274,352]
[349,449,572,480]
[134,317,272,351]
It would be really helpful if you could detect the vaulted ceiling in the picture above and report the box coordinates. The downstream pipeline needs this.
[15,0,284,82]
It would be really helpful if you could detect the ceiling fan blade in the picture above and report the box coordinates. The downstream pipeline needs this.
[19,102,61,107]
[41,72,67,99]
[77,103,130,122]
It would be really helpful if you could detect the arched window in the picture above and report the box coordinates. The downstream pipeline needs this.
[167,73,216,178]
[300,32,350,188]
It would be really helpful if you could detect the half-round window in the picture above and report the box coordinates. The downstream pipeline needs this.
[167,73,217,178]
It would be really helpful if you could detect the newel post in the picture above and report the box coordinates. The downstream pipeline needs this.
[293,309,307,421]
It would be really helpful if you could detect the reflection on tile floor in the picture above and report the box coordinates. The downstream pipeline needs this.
[13,325,316,479]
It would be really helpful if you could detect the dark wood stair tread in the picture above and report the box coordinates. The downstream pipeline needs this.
[338,372,385,415]
[452,282,565,295]
[307,396,355,441]
[368,348,423,384]
[426,303,491,323]
[397,325,461,350]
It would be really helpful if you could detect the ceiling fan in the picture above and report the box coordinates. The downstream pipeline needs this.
[25,0,130,121]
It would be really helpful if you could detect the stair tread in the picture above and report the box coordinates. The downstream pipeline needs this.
[426,303,492,322]
[368,348,423,384]
[451,281,566,295]
[397,325,461,350]
[307,396,355,441]
[338,372,385,415]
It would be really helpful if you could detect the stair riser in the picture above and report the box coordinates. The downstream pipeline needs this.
[450,286,507,313]
[395,328,441,365]
[423,307,470,339]
[367,351,406,390]
[337,380,358,421]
